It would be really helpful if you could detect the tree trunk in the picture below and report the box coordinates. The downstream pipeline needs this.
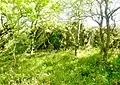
[74,21,81,56]
[104,0,110,59]
[103,16,110,60]
[75,46,77,56]
[104,22,110,57]
[99,26,104,54]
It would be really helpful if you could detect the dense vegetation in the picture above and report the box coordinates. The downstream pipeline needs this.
[0,0,120,85]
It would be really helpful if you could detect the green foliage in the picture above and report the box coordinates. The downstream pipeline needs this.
[0,0,120,84]
[49,30,63,50]
[0,0,65,53]
[4,29,31,54]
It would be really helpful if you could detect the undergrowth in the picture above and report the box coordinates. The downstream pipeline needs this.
[0,49,120,85]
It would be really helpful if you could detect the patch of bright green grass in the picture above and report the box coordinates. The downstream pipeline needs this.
[0,49,120,85]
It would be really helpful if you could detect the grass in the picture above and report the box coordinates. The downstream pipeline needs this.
[0,48,120,85]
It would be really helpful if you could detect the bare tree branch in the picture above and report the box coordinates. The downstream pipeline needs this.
[108,6,120,18]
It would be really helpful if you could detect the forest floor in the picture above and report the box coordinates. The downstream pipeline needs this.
[0,48,120,85]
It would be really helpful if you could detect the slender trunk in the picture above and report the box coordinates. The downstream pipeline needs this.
[99,26,104,56]
[78,21,81,44]
[75,21,82,56]
[75,46,77,56]
[104,0,110,58]
[105,19,110,57]
[80,23,84,46]
[75,21,81,56]
[13,33,16,66]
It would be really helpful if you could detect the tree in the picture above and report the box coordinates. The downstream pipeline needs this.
[0,0,64,65]
[61,0,91,56]
[85,0,120,58]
